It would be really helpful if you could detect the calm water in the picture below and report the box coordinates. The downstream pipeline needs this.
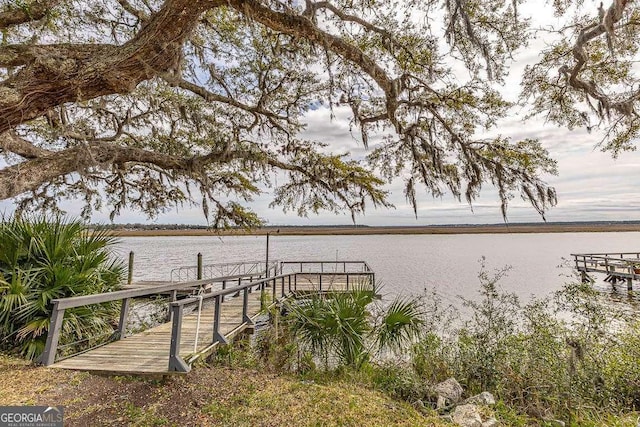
[115,232,640,303]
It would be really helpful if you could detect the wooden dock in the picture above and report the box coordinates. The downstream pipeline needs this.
[41,261,375,374]
[573,252,640,290]
[51,290,264,374]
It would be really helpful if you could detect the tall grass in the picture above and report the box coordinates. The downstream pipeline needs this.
[0,215,124,360]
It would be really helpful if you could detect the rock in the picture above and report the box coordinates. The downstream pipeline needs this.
[465,391,496,406]
[482,418,499,427]
[547,420,565,427]
[451,404,483,427]
[433,377,464,408]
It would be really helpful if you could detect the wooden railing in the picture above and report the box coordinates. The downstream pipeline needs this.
[572,252,640,277]
[280,260,373,274]
[170,260,279,282]
[39,272,265,366]
[41,261,375,371]
[167,268,375,372]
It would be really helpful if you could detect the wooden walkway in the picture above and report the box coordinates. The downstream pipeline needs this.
[43,261,375,375]
[52,290,264,374]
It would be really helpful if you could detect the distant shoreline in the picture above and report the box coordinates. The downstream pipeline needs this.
[107,223,640,237]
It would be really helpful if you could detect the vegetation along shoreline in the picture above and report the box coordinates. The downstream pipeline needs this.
[104,222,640,237]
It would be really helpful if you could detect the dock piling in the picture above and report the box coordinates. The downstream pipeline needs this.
[127,251,134,285]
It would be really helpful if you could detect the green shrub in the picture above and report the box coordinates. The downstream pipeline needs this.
[411,265,640,422]
[285,283,423,370]
[0,215,124,360]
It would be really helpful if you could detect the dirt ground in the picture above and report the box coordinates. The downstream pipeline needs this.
[0,355,440,427]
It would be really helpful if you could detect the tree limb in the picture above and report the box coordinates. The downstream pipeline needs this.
[163,75,290,122]
[227,0,402,132]
[563,0,634,116]
[0,140,237,199]
[0,0,224,134]
[0,0,60,29]
[0,132,51,159]
[117,0,149,22]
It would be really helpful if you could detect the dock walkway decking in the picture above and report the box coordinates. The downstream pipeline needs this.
[42,261,375,374]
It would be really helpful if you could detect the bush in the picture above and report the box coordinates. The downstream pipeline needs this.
[0,215,124,360]
[410,265,640,422]
[285,283,423,370]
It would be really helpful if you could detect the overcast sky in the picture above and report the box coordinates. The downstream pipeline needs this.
[3,1,639,226]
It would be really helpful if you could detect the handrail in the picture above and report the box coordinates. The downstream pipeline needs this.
[167,270,376,371]
[170,260,279,282]
[51,272,261,310]
[571,252,640,256]
[41,260,376,370]
[40,272,263,366]
[170,274,287,307]
[280,261,373,274]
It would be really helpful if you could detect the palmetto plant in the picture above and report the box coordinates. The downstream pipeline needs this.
[286,283,423,370]
[0,216,124,360]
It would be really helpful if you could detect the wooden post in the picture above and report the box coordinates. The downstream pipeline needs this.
[213,296,229,344]
[41,302,64,366]
[197,253,203,280]
[242,287,253,325]
[117,298,131,339]
[167,290,178,322]
[127,251,134,285]
[281,276,285,298]
[628,277,633,291]
[272,277,276,302]
[580,271,587,284]
[265,233,270,278]
[221,280,226,303]
[169,304,190,372]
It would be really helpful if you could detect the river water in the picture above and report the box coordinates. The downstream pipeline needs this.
[114,231,640,303]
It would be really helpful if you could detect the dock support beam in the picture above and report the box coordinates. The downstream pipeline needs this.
[169,304,190,372]
[628,278,633,291]
[127,251,134,285]
[213,296,229,345]
[117,298,131,339]
[41,302,64,366]
[242,287,254,328]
